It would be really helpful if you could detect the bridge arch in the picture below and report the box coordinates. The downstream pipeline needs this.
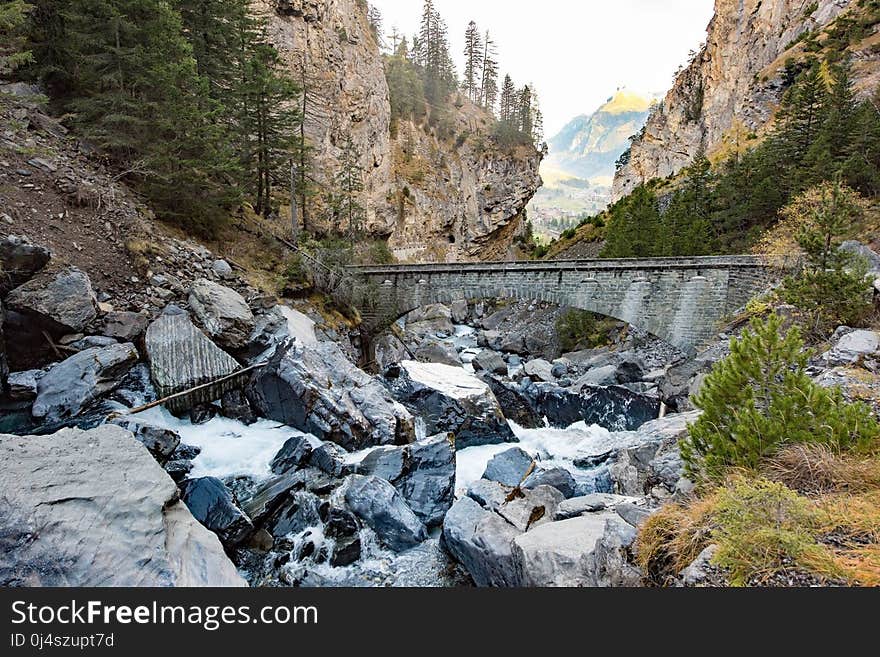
[348,256,784,354]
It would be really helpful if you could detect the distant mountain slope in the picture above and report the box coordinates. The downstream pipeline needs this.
[545,90,655,183]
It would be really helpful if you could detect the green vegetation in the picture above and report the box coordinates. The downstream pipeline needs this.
[23,0,303,234]
[0,0,32,80]
[555,309,617,352]
[778,182,873,335]
[602,58,880,256]
[681,314,879,482]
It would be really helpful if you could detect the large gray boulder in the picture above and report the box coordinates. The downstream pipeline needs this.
[414,341,461,367]
[383,361,515,449]
[6,266,97,333]
[402,304,455,342]
[609,411,700,498]
[526,382,660,432]
[0,426,245,586]
[0,234,51,294]
[441,496,520,587]
[144,305,241,413]
[822,329,880,367]
[496,485,564,532]
[472,350,507,376]
[512,512,640,587]
[483,447,535,487]
[103,311,149,342]
[247,340,415,451]
[31,343,138,424]
[354,433,456,527]
[179,477,254,547]
[188,278,255,351]
[343,475,428,552]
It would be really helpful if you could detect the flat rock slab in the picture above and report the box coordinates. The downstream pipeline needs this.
[0,426,245,586]
[144,305,242,412]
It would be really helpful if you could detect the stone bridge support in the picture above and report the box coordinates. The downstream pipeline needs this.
[348,256,786,353]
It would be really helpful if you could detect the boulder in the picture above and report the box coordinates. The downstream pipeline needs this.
[554,493,642,520]
[265,490,322,539]
[270,434,318,475]
[0,234,51,293]
[239,470,309,527]
[102,311,149,342]
[219,389,256,424]
[383,361,515,449]
[678,545,719,587]
[414,341,461,367]
[403,304,455,341]
[571,365,619,389]
[31,343,138,424]
[615,356,646,384]
[466,479,511,511]
[179,477,254,547]
[355,434,456,527]
[483,447,535,487]
[0,426,245,586]
[512,512,639,587]
[249,340,414,450]
[308,441,350,476]
[0,301,7,391]
[822,329,880,367]
[372,333,409,372]
[188,278,255,350]
[527,382,660,432]
[211,259,235,280]
[6,266,97,333]
[109,415,181,463]
[839,240,880,272]
[323,507,362,567]
[343,475,428,552]
[658,357,712,412]
[480,374,542,428]
[522,467,577,499]
[524,358,556,383]
[144,305,241,413]
[609,411,700,498]
[472,350,507,376]
[496,485,564,532]
[7,368,41,401]
[441,496,520,587]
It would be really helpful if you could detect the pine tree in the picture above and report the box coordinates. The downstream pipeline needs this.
[462,20,483,103]
[518,85,532,137]
[661,156,715,255]
[601,186,661,257]
[682,313,878,481]
[499,74,515,122]
[329,135,366,241]
[479,30,498,111]
[529,86,544,145]
[0,0,32,79]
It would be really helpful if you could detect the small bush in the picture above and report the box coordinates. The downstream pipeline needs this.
[682,313,879,481]
[555,309,615,352]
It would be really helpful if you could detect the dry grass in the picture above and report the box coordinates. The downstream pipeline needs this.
[766,444,880,494]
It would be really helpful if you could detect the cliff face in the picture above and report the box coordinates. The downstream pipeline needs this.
[612,0,860,201]
[258,0,543,260]
[388,101,543,262]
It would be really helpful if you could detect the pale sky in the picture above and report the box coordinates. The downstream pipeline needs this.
[370,0,716,136]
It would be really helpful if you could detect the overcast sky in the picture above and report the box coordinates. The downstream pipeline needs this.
[369,0,716,136]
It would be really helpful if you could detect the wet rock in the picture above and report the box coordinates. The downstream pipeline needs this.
[189,403,217,425]
[188,279,255,350]
[31,343,138,425]
[522,467,577,499]
[308,441,350,476]
[355,433,456,527]
[270,434,317,475]
[248,340,415,451]
[0,425,245,586]
[108,415,181,463]
[472,350,507,376]
[6,266,97,333]
[609,411,700,498]
[480,373,542,428]
[414,341,461,366]
[441,496,520,587]
[179,477,253,547]
[239,471,308,527]
[372,333,409,372]
[220,389,256,425]
[0,301,6,392]
[483,447,535,487]
[144,306,241,413]
[68,335,117,350]
[527,382,660,432]
[497,485,564,532]
[343,475,428,552]
[103,311,149,342]
[0,235,51,293]
[7,369,41,401]
[266,491,322,538]
[384,361,515,449]
[164,459,194,483]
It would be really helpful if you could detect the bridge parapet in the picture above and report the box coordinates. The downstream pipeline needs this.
[347,255,793,353]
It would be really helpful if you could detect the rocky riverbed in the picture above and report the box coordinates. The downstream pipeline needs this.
[3,232,879,587]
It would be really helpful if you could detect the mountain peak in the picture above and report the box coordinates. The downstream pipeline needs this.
[600,89,656,115]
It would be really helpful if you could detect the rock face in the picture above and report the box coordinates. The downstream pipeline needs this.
[0,426,245,586]
[0,235,51,294]
[258,1,542,258]
[384,361,516,449]
[188,278,255,350]
[613,0,855,201]
[31,343,139,424]
[144,305,241,413]
[247,340,415,450]
[6,266,97,333]
[343,475,428,552]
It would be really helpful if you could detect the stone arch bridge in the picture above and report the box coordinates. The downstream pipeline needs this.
[347,256,790,353]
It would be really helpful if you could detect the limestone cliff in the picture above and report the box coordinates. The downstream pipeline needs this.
[257,0,543,260]
[388,101,543,262]
[613,0,870,201]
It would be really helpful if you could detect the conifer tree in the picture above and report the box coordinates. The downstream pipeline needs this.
[479,31,499,111]
[329,135,366,241]
[0,0,32,79]
[499,74,515,122]
[682,313,878,481]
[462,20,483,103]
